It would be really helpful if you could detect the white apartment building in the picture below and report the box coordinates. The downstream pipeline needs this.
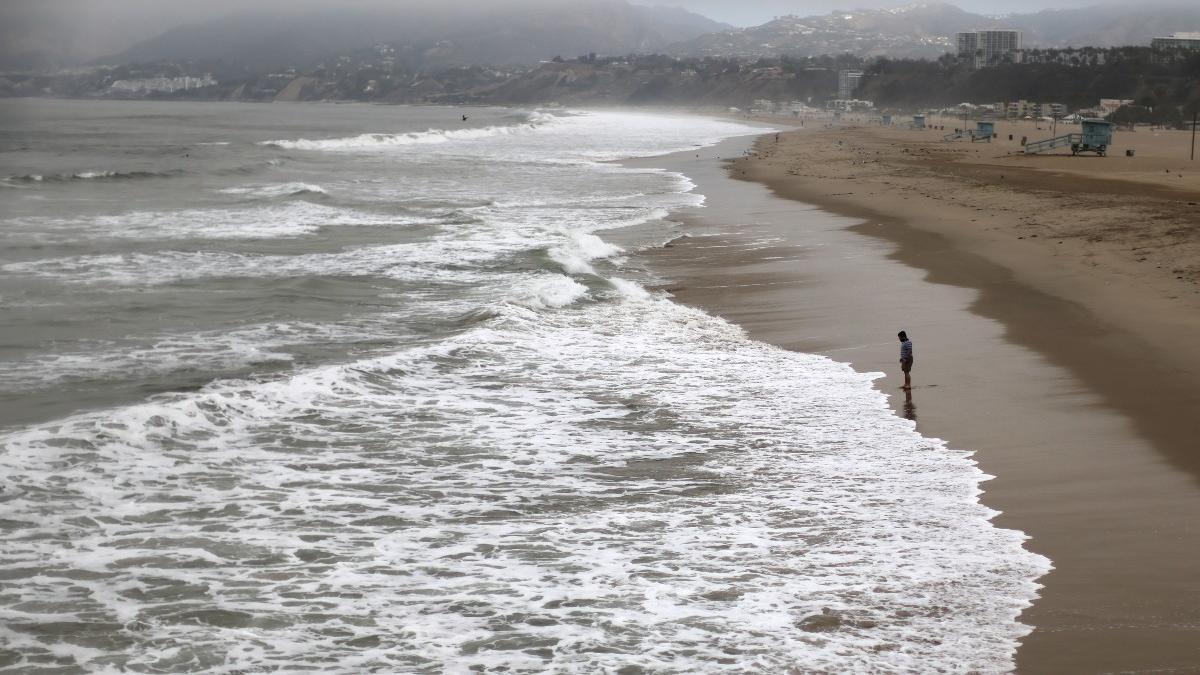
[1005,100,1067,118]
[109,75,217,94]
[837,70,863,99]
[1098,99,1134,117]
[955,30,1023,67]
[1151,33,1200,50]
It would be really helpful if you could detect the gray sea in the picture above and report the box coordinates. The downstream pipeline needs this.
[0,99,1047,673]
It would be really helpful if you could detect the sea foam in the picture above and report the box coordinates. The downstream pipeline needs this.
[0,107,1048,673]
[0,291,1049,673]
[262,111,560,151]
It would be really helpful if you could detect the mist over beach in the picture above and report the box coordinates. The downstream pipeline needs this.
[1,1,1198,672]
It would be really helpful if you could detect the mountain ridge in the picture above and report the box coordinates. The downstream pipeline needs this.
[665,2,1200,59]
[95,1,731,72]
[10,1,1199,74]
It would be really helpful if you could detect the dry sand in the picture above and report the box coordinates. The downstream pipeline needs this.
[628,126,1200,672]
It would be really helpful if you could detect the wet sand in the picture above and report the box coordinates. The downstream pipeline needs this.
[627,134,1200,673]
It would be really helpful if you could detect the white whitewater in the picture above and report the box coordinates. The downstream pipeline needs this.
[0,104,1048,673]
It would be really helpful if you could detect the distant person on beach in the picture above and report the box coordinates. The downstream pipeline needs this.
[898,331,913,390]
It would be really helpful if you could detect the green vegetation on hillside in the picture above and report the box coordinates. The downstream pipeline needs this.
[6,45,1197,128]
[858,48,1200,125]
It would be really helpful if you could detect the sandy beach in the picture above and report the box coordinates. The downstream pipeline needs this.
[631,126,1200,672]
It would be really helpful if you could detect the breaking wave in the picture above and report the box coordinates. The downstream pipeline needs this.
[2,201,437,245]
[219,182,328,199]
[0,289,1050,673]
[3,169,181,183]
[261,111,561,151]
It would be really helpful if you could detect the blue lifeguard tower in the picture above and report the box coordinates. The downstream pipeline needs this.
[881,114,892,126]
[1024,118,1114,156]
[912,115,926,129]
[943,120,995,142]
[1074,119,1114,155]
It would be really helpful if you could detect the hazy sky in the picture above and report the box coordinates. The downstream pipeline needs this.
[0,0,1178,63]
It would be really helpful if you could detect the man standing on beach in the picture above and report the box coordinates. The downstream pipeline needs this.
[898,331,913,390]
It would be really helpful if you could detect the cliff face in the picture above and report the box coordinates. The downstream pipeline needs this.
[273,77,319,102]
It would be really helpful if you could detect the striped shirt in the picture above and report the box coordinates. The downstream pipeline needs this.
[900,339,913,361]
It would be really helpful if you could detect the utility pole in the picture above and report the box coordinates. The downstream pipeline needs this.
[1192,111,1197,161]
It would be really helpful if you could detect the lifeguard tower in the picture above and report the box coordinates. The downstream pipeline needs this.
[944,121,995,142]
[1024,118,1113,156]
[912,115,926,129]
[881,114,892,126]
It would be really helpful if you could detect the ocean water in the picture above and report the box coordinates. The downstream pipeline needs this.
[0,99,1049,673]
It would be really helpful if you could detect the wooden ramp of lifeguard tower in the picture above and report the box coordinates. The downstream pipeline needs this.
[944,129,993,142]
[1024,133,1078,154]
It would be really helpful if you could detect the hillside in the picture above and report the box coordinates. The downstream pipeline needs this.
[666,2,1200,60]
[98,1,729,72]
[1006,5,1200,47]
[668,4,971,59]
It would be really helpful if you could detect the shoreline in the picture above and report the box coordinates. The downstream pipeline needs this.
[627,131,1200,671]
[733,122,1200,481]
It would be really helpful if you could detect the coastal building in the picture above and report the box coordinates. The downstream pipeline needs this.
[108,75,217,94]
[787,101,812,117]
[955,32,978,60]
[826,98,874,112]
[751,99,777,114]
[837,69,864,99]
[978,30,1023,66]
[1041,102,1068,117]
[1099,98,1134,117]
[1151,32,1200,50]
[955,30,1023,67]
[1004,100,1067,118]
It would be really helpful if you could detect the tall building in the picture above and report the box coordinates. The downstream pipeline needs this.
[1152,32,1200,50]
[955,32,979,60]
[837,70,863,99]
[955,30,1022,67]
